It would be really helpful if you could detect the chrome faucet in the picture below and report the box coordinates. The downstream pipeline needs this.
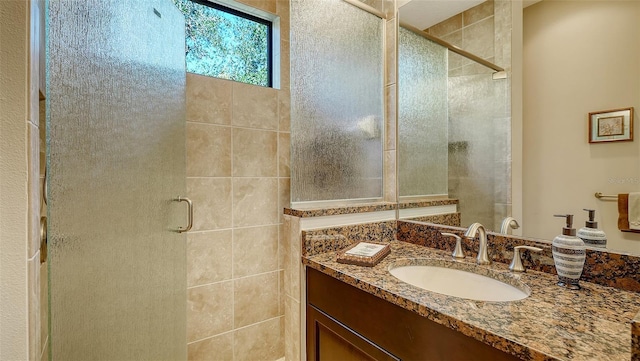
[464,223,491,265]
[500,217,520,235]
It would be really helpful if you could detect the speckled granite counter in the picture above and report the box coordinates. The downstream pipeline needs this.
[284,199,458,218]
[303,241,640,361]
[398,198,458,209]
[284,202,396,217]
[633,313,640,360]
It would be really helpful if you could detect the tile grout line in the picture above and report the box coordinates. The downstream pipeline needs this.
[186,176,288,179]
[188,223,283,234]
[277,84,283,321]
[185,119,284,133]
[40,335,49,360]
[187,314,285,346]
[230,83,236,361]
[188,269,283,291]
[187,329,233,346]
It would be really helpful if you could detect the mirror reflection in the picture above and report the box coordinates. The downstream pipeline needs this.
[398,0,640,255]
[398,0,511,232]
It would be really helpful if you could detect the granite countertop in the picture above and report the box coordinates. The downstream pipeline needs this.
[302,241,640,361]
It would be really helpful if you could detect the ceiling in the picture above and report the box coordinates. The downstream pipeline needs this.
[398,0,485,30]
[398,0,544,30]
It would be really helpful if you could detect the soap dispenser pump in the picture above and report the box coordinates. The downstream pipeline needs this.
[552,214,586,290]
[577,209,607,248]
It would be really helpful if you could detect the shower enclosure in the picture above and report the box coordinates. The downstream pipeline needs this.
[398,23,510,231]
[290,0,385,205]
[447,71,510,230]
[47,0,187,359]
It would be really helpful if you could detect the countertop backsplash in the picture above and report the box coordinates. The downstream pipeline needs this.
[300,219,639,292]
[396,220,640,293]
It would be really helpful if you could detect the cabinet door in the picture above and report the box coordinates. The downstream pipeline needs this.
[307,305,400,361]
[306,268,521,361]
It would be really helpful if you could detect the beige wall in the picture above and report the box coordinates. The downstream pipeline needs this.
[0,1,30,358]
[523,0,640,253]
[0,0,45,360]
[184,1,290,360]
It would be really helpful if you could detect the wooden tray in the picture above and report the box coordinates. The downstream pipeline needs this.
[336,242,391,267]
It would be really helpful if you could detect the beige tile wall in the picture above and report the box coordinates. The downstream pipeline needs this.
[425,0,496,76]
[185,1,290,360]
[358,0,384,13]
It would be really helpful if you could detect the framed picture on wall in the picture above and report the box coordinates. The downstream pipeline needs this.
[589,107,634,143]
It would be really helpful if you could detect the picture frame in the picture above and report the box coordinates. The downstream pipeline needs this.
[589,107,634,143]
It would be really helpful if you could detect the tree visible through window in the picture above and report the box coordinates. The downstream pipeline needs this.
[173,0,272,87]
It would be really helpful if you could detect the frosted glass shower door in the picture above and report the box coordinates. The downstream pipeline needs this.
[47,0,187,359]
[398,27,448,197]
[290,0,384,203]
[448,73,510,230]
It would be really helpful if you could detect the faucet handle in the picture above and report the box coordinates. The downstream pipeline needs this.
[441,232,465,259]
[500,217,520,234]
[509,246,543,272]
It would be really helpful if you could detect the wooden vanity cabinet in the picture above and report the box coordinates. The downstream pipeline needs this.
[307,305,400,361]
[306,268,520,361]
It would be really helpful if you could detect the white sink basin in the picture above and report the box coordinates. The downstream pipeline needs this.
[389,259,530,302]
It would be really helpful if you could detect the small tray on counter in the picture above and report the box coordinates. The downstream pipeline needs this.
[336,242,391,267]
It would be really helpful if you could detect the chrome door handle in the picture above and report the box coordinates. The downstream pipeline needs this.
[40,216,47,264]
[175,197,193,233]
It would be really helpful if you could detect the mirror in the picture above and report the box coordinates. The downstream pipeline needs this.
[397,0,640,256]
[397,0,511,230]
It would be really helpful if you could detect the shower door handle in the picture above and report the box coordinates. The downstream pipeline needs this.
[175,197,193,233]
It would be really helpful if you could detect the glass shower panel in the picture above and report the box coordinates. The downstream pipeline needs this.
[398,27,448,197]
[448,71,510,231]
[290,0,384,203]
[47,0,186,359]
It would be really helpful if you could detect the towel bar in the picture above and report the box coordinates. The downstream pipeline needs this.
[594,192,617,200]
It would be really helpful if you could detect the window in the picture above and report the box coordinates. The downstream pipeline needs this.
[173,0,273,87]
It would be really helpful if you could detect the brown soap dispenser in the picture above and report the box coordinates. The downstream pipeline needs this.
[552,214,586,290]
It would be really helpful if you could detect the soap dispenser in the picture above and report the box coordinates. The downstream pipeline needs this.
[552,214,586,290]
[577,209,607,248]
